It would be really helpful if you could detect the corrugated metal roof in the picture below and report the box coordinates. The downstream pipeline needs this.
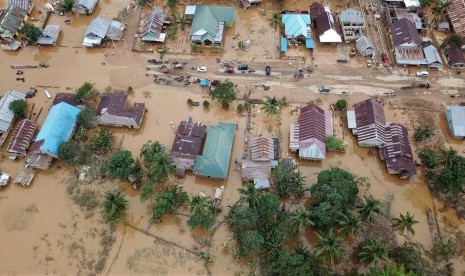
[141,8,167,41]
[7,118,36,156]
[446,106,465,138]
[356,35,375,56]
[280,37,287,51]
[347,110,356,129]
[85,16,110,38]
[390,18,422,47]
[7,0,32,12]
[296,104,328,160]
[193,122,235,179]
[0,5,27,34]
[185,5,196,15]
[305,38,314,48]
[423,45,442,67]
[339,9,363,24]
[0,90,25,133]
[281,13,311,38]
[37,24,60,45]
[107,20,124,41]
[31,102,80,157]
[76,0,97,10]
[446,48,465,65]
[250,136,274,161]
[190,5,234,43]
[447,0,465,37]
[171,120,207,171]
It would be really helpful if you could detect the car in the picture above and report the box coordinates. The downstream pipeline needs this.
[237,64,249,71]
[319,86,330,93]
[25,90,37,98]
[416,71,428,77]
[225,67,235,74]
[265,66,271,76]
[197,66,207,72]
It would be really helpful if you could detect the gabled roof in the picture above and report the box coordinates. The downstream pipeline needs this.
[297,104,328,159]
[85,17,110,38]
[52,93,80,107]
[141,8,167,41]
[354,99,388,146]
[281,13,311,38]
[339,9,364,24]
[380,123,416,177]
[7,119,36,156]
[190,5,235,42]
[0,5,27,34]
[447,0,465,38]
[95,93,145,128]
[170,120,207,171]
[314,7,342,43]
[310,3,325,19]
[7,0,33,13]
[37,24,60,45]
[390,18,421,47]
[446,105,465,138]
[446,48,465,65]
[423,44,442,67]
[31,102,81,157]
[356,35,375,55]
[76,0,97,10]
[107,20,124,41]
[193,122,236,179]
[0,90,25,133]
[250,136,275,161]
[1,37,21,50]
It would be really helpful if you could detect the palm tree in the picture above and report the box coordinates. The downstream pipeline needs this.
[392,212,419,235]
[289,208,314,233]
[269,13,282,31]
[313,228,344,264]
[238,183,260,208]
[187,195,210,215]
[261,96,281,117]
[338,211,362,238]
[357,196,381,223]
[358,239,389,268]
[102,191,128,224]
[148,153,174,183]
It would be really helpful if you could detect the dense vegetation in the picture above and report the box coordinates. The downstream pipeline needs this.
[210,80,236,109]
[9,99,27,118]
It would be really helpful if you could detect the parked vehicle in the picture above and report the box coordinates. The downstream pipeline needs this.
[319,86,330,93]
[237,64,249,71]
[225,67,235,74]
[197,66,208,72]
[265,66,271,76]
[336,59,348,63]
[416,71,429,77]
[294,70,304,78]
[25,90,37,98]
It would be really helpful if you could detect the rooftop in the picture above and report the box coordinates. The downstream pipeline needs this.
[96,93,146,128]
[0,90,26,133]
[170,120,207,173]
[446,48,465,64]
[7,119,36,156]
[281,13,311,38]
[190,5,235,43]
[390,18,422,47]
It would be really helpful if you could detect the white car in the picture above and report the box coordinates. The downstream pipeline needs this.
[197,66,207,72]
[416,71,428,77]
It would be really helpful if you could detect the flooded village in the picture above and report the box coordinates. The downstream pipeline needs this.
[2,0,465,274]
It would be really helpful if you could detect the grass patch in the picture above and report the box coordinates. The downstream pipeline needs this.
[73,189,99,210]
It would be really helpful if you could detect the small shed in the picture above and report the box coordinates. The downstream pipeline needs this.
[356,35,375,57]
[185,5,196,19]
[347,110,357,134]
[437,22,450,32]
[37,24,60,45]
[14,170,35,186]
[74,0,97,15]
[0,37,21,50]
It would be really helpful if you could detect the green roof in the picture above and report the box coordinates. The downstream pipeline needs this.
[193,122,236,179]
[190,5,235,43]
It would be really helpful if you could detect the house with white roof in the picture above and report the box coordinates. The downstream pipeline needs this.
[74,0,97,15]
[37,24,60,45]
[310,3,342,43]
[82,17,123,47]
[445,106,465,139]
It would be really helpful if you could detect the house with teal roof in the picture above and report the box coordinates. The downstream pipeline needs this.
[193,122,236,179]
[281,12,314,52]
[29,102,81,169]
[188,5,235,47]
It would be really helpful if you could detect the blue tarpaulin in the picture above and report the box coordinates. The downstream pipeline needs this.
[305,38,314,49]
[200,79,208,87]
[280,38,287,52]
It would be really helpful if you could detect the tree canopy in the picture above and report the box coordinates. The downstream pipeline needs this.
[425,148,465,195]
[101,191,128,224]
[271,161,306,199]
[107,150,134,180]
[77,106,96,129]
[91,127,114,153]
[210,80,236,108]
[19,23,42,44]
[58,140,81,165]
[335,99,347,110]
[60,0,75,12]
[74,82,100,103]
[8,99,27,118]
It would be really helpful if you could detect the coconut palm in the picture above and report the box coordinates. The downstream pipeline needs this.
[338,211,362,238]
[392,212,419,235]
[289,208,314,233]
[358,239,389,267]
[102,191,128,224]
[238,182,260,208]
[187,195,210,215]
[261,96,281,117]
[357,196,381,223]
[269,13,282,31]
[148,153,174,183]
[313,228,344,264]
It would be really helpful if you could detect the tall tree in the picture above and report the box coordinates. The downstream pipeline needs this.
[186,195,210,215]
[271,161,306,199]
[269,13,282,30]
[313,229,344,264]
[238,183,260,208]
[91,127,114,153]
[107,150,134,180]
[19,23,42,44]
[9,99,27,118]
[60,0,75,12]
[58,140,81,165]
[392,212,419,235]
[289,208,314,233]
[147,152,174,183]
[358,239,389,267]
[357,196,381,223]
[101,192,128,224]
[210,80,236,109]
[261,96,281,117]
[74,82,100,103]
[77,106,96,129]
[140,140,166,169]
[338,211,362,238]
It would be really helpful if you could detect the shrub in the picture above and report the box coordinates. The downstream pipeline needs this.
[414,125,433,141]
[9,99,27,118]
[187,99,193,106]
[237,103,244,113]
[325,136,347,152]
[335,99,347,110]
[203,100,210,109]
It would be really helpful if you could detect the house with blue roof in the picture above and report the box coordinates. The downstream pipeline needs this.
[29,102,81,169]
[280,12,314,53]
[193,122,236,179]
[445,105,465,139]
[188,5,235,47]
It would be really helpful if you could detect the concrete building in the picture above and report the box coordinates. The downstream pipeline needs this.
[339,9,365,42]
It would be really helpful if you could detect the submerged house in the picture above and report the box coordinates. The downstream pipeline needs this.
[281,12,314,51]
[0,90,26,147]
[446,48,465,67]
[445,105,465,139]
[7,0,33,14]
[339,9,365,42]
[7,119,36,159]
[1,37,21,50]
[193,122,236,179]
[29,102,81,169]
[290,104,333,161]
[170,119,207,176]
[351,99,388,147]
[389,18,426,65]
[356,35,375,56]
[74,0,97,15]
[95,93,146,129]
[37,24,60,45]
[82,17,124,47]
[141,8,169,43]
[189,5,235,47]
[310,3,342,43]
[242,136,278,190]
[0,5,28,38]
[447,0,465,43]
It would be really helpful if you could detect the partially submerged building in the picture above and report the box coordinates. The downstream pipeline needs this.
[446,48,465,67]
[356,35,375,57]
[188,5,235,47]
[52,92,80,107]
[170,119,207,176]
[339,9,365,42]
[74,0,97,15]
[0,90,26,147]
[6,119,36,159]
[445,105,465,139]
[82,17,124,47]
[141,7,169,43]
[281,12,314,52]
[290,104,333,161]
[193,122,236,179]
[95,93,146,129]
[352,99,388,147]
[7,0,33,14]
[422,43,442,69]
[29,102,81,169]
[389,18,426,65]
[37,24,60,46]
[447,0,465,44]
[0,5,28,38]
[310,3,342,43]
[0,37,21,50]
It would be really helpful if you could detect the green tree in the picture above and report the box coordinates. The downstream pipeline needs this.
[238,183,260,208]
[269,250,313,275]
[151,186,188,222]
[147,152,174,183]
[418,149,438,169]
[289,208,314,233]
[140,183,155,202]
[210,80,236,109]
[313,229,344,264]
[392,212,419,235]
[140,140,166,169]
[186,195,210,215]
[269,13,282,30]
[271,161,306,199]
[60,0,75,12]
[91,127,114,153]
[236,230,265,257]
[261,96,281,117]
[432,0,451,23]
[389,242,431,275]
[19,23,42,44]
[366,262,415,276]
[108,150,134,180]
[187,209,215,230]
[358,239,389,267]
[58,140,81,165]
[414,125,433,141]
[325,136,347,151]
[101,191,128,223]
[228,204,259,232]
[74,82,100,103]
[130,159,143,189]
[431,237,457,262]
[338,211,362,238]
[335,99,347,110]
[77,106,96,129]
[420,0,433,7]
[137,0,147,5]
[8,99,27,118]
[441,34,464,49]
[167,0,176,8]
[357,196,381,223]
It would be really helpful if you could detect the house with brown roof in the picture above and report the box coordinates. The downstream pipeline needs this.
[52,93,80,107]
[446,48,465,67]
[290,104,333,160]
[250,136,277,161]
[141,7,169,42]
[447,0,465,46]
[352,99,389,147]
[7,0,33,14]
[389,18,427,65]
[310,3,342,43]
[95,93,146,129]
[379,123,416,179]
[7,119,36,159]
[170,119,207,176]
